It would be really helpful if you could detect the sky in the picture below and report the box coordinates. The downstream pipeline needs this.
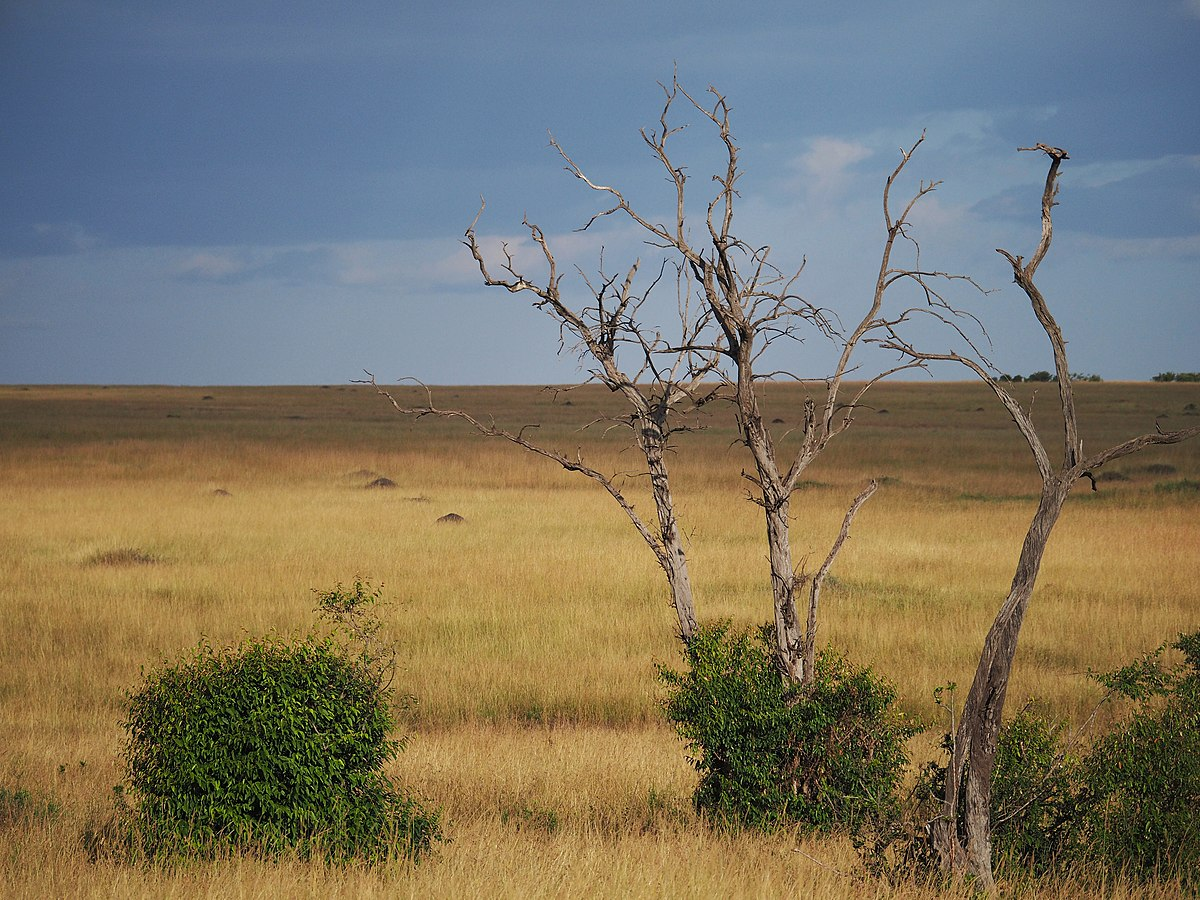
[1,0,1198,385]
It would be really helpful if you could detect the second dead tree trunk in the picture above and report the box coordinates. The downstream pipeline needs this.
[883,143,1200,889]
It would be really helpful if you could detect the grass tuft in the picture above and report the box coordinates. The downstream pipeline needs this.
[1154,478,1200,494]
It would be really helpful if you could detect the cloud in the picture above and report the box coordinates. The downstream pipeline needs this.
[166,233,602,295]
[329,239,474,289]
[0,221,104,257]
[175,251,250,281]
[1074,233,1200,261]
[1064,156,1194,190]
[172,246,342,286]
[790,137,874,195]
[973,154,1200,240]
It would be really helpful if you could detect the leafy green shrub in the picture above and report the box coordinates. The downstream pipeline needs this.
[990,705,1081,871]
[657,621,915,834]
[118,580,441,864]
[1075,630,1200,885]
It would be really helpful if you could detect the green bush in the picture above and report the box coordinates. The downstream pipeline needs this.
[990,705,1080,871]
[118,580,441,864]
[1074,630,1200,885]
[657,622,915,834]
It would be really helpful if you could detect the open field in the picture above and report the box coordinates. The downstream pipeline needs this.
[2,381,1198,898]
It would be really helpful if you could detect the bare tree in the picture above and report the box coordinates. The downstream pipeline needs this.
[374,77,976,686]
[555,77,974,683]
[880,144,1200,888]
[366,203,717,644]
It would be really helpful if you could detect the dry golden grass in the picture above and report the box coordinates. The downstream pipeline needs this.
[1,382,1198,897]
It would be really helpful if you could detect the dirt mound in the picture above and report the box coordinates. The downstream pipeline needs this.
[88,548,158,566]
[436,513,465,524]
[365,477,397,489]
[211,488,232,497]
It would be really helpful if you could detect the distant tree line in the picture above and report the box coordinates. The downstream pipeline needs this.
[999,371,1102,383]
[999,371,1200,383]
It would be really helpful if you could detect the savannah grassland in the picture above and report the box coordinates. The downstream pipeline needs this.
[2,381,1198,899]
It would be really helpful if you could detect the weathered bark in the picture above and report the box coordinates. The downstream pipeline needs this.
[933,481,1070,888]
[639,412,698,642]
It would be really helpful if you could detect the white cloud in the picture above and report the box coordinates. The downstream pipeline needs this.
[159,225,646,297]
[330,239,471,288]
[174,251,249,280]
[791,137,874,195]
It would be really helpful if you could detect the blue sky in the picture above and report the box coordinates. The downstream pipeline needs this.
[2,0,1198,385]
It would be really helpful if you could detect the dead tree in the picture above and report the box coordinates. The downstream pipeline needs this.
[367,202,717,644]
[880,144,1200,888]
[555,77,973,683]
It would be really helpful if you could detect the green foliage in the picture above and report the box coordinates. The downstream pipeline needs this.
[1075,630,1200,885]
[990,705,1080,870]
[118,580,441,864]
[1152,372,1200,382]
[1027,370,1054,382]
[1089,642,1173,700]
[657,622,915,835]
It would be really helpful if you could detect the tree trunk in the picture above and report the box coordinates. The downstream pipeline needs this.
[934,479,1070,888]
[732,361,807,681]
[640,415,698,643]
[765,493,804,681]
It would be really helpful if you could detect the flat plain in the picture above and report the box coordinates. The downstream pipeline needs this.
[2,381,1198,898]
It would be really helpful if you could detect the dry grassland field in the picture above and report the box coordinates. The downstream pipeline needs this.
[2,381,1198,898]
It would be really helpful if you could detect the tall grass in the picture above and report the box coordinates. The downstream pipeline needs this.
[2,382,1197,896]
